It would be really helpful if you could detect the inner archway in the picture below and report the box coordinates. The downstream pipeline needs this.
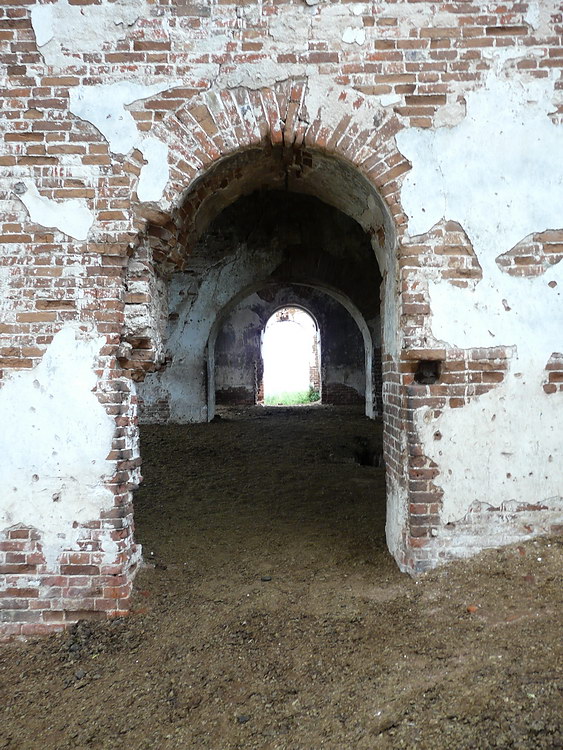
[211,284,373,413]
[261,307,320,406]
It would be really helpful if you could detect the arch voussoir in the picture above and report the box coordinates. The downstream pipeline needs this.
[231,87,264,147]
[260,87,284,145]
[176,102,229,159]
[128,78,413,277]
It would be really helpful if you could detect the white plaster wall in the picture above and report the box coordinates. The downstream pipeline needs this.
[0,327,118,569]
[18,181,93,241]
[140,245,285,422]
[397,61,563,542]
[31,0,150,68]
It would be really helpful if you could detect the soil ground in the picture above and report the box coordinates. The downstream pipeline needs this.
[1,406,561,749]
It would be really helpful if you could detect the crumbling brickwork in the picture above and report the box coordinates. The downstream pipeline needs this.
[1,0,562,636]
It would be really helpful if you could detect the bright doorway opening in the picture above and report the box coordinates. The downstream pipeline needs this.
[261,307,321,406]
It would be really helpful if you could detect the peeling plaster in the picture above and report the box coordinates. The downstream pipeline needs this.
[524,0,560,36]
[137,137,170,203]
[218,60,312,91]
[217,3,376,90]
[380,3,460,36]
[0,267,13,315]
[398,69,562,257]
[311,6,368,43]
[342,27,365,45]
[18,180,93,241]
[31,0,149,68]
[416,375,563,526]
[397,63,563,531]
[303,77,384,134]
[69,81,179,156]
[0,327,117,569]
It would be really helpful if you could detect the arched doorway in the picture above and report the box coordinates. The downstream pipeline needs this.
[261,306,320,406]
[126,137,409,569]
[210,284,378,414]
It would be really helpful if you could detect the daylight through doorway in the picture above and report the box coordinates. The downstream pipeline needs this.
[262,307,320,406]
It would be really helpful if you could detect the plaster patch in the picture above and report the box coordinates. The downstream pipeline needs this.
[342,27,365,45]
[218,59,311,90]
[311,7,366,40]
[397,70,562,274]
[524,0,559,36]
[269,8,310,47]
[525,1,540,30]
[434,99,466,128]
[381,3,459,36]
[385,472,407,566]
[379,93,402,108]
[61,263,87,278]
[30,3,54,47]
[18,181,93,241]
[0,327,117,569]
[137,137,170,203]
[483,46,547,77]
[415,377,563,525]
[304,78,382,133]
[30,0,149,68]
[397,65,563,530]
[69,80,180,155]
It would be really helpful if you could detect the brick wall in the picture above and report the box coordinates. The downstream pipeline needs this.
[1,0,562,636]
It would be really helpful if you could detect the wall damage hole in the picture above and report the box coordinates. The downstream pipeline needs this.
[414,359,441,385]
[261,307,320,406]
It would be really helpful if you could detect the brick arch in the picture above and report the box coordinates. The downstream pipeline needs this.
[122,80,415,572]
[126,79,410,270]
[206,280,377,420]
[121,81,409,381]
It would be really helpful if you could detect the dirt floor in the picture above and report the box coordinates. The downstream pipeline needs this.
[1,405,562,749]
